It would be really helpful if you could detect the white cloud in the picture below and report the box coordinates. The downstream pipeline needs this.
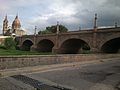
[0,0,120,34]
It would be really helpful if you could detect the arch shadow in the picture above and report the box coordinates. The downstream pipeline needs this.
[21,40,33,51]
[101,37,120,53]
[59,38,90,54]
[37,39,54,53]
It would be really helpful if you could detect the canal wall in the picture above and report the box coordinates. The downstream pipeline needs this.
[0,54,120,70]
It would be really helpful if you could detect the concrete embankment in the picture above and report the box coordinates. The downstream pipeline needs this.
[0,54,120,70]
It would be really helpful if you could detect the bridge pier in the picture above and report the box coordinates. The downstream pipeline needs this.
[52,47,60,54]
[90,47,100,53]
[30,45,37,52]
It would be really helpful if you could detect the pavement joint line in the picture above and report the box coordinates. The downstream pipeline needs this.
[0,57,119,78]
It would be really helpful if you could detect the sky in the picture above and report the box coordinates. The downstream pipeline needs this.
[0,0,120,34]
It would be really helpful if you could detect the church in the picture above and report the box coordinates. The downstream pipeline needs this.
[3,15,26,36]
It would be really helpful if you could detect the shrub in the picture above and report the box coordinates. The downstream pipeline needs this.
[4,37,16,50]
[0,45,6,49]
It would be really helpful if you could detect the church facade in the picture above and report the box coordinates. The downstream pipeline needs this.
[3,15,26,36]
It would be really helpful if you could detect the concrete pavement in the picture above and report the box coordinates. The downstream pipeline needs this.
[0,57,120,90]
[26,58,120,90]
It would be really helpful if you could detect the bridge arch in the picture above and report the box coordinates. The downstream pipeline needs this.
[101,37,120,53]
[21,39,33,51]
[37,39,54,52]
[59,38,90,54]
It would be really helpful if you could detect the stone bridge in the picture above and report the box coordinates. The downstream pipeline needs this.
[16,27,120,54]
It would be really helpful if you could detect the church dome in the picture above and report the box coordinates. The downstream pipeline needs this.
[12,15,21,30]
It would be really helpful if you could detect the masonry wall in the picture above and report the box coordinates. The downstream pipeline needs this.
[0,54,120,70]
[0,54,120,69]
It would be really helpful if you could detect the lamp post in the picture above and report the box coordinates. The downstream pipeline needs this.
[56,21,59,34]
[115,22,118,28]
[34,26,37,35]
[33,26,37,49]
[79,26,81,31]
[94,13,97,32]
[92,13,98,53]
[54,21,60,53]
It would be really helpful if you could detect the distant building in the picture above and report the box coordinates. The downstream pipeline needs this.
[3,15,26,36]
[0,36,10,45]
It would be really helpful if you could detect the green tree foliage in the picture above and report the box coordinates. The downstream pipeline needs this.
[38,25,68,34]
[82,44,90,50]
[14,37,20,50]
[38,29,52,34]
[4,37,16,50]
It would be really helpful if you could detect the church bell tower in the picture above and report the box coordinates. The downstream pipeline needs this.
[3,15,8,35]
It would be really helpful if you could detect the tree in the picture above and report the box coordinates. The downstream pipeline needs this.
[38,25,68,34]
[38,29,52,34]
[4,37,16,50]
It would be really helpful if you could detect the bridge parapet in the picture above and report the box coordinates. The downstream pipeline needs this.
[17,27,120,54]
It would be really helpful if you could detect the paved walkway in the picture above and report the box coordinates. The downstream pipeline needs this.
[0,57,118,77]
[0,57,119,90]
[26,58,120,90]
